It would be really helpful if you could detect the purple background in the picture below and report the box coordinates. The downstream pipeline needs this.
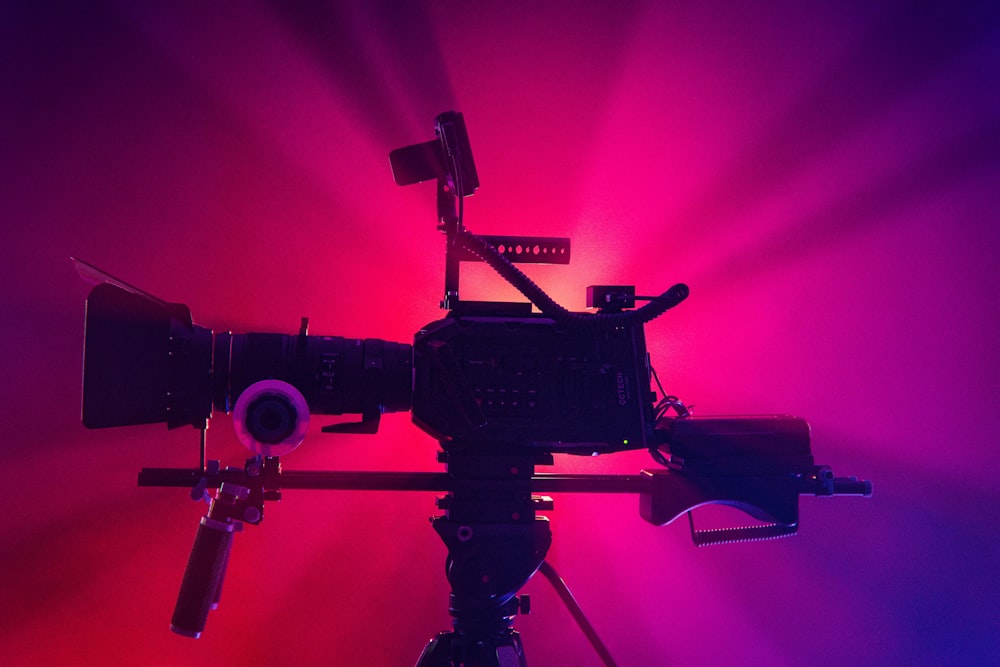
[3,2,998,665]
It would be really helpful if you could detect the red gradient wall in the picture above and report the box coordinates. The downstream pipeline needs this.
[3,2,998,665]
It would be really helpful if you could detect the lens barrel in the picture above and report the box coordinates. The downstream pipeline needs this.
[214,332,412,420]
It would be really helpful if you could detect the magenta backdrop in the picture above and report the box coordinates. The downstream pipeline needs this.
[3,2,999,665]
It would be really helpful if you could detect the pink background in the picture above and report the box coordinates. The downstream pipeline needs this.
[3,2,998,665]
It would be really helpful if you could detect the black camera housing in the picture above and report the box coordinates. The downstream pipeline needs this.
[412,311,654,453]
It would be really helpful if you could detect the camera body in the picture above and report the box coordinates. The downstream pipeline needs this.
[413,310,653,453]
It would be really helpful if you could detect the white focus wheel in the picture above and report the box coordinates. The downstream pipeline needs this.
[232,380,310,457]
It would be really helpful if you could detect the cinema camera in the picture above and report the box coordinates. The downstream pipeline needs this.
[77,112,870,667]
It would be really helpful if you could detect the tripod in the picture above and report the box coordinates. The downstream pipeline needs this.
[415,447,552,667]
